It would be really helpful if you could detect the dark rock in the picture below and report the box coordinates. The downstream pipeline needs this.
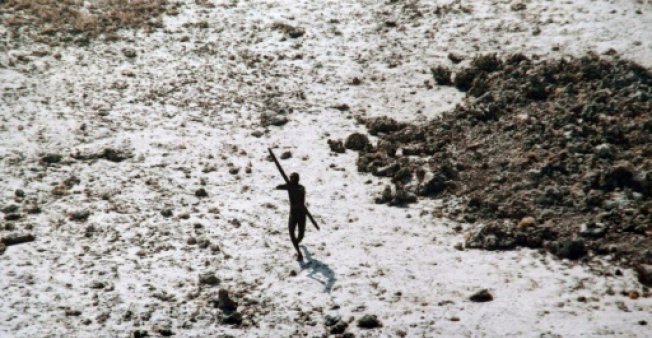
[195,188,208,198]
[2,205,19,214]
[471,54,502,72]
[268,115,289,126]
[511,3,527,11]
[271,22,305,38]
[0,242,6,255]
[431,66,452,85]
[41,153,62,164]
[280,151,292,159]
[65,309,82,316]
[333,104,350,111]
[327,139,346,153]
[330,320,348,334]
[345,133,370,151]
[132,330,149,338]
[324,315,341,327]
[221,311,243,325]
[161,209,173,217]
[4,213,22,221]
[69,210,90,222]
[365,117,406,135]
[102,148,133,162]
[122,48,137,58]
[2,233,35,246]
[469,289,493,302]
[453,67,479,91]
[579,222,607,238]
[199,273,220,286]
[390,189,417,206]
[635,265,652,286]
[14,189,25,198]
[549,239,586,260]
[261,114,289,127]
[357,314,382,329]
[448,53,464,64]
[215,289,238,313]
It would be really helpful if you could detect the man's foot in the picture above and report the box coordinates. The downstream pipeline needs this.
[296,253,304,261]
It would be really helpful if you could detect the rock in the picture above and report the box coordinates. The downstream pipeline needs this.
[549,239,586,260]
[69,210,90,222]
[280,151,292,159]
[431,65,452,85]
[41,153,62,164]
[4,213,22,221]
[2,205,19,214]
[327,139,346,153]
[602,161,635,191]
[271,22,305,38]
[0,242,5,255]
[198,273,220,286]
[390,189,417,205]
[65,309,82,316]
[357,314,382,329]
[454,67,479,91]
[195,188,208,198]
[365,116,406,135]
[14,189,25,198]
[132,330,149,338]
[345,133,370,151]
[160,209,173,217]
[102,147,133,162]
[122,47,137,58]
[635,265,652,286]
[448,52,464,64]
[324,315,341,327]
[471,54,502,72]
[469,289,493,302]
[511,3,527,11]
[221,311,243,325]
[594,143,613,158]
[333,104,350,111]
[517,216,535,229]
[263,115,289,127]
[215,289,238,313]
[330,320,348,334]
[579,222,607,238]
[187,237,197,245]
[465,225,517,251]
[2,233,35,246]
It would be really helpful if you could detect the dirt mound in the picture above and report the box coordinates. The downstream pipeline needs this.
[351,53,652,270]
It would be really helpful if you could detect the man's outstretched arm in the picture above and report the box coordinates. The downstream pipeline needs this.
[275,184,289,190]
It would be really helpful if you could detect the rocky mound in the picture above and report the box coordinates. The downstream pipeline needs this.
[347,53,652,281]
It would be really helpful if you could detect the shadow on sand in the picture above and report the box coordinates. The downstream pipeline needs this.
[299,245,336,293]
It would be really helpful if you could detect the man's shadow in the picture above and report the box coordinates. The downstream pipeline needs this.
[299,245,336,293]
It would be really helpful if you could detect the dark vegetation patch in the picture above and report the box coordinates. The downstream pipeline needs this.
[0,0,177,45]
[348,53,652,276]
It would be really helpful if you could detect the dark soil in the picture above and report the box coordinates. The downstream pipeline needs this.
[349,53,652,274]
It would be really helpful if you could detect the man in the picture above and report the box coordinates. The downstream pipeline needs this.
[275,172,307,261]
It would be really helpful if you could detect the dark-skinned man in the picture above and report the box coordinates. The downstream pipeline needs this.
[275,172,307,261]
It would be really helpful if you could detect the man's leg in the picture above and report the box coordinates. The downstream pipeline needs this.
[289,216,303,261]
[297,213,306,244]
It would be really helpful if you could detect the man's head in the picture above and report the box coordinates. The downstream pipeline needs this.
[290,172,300,184]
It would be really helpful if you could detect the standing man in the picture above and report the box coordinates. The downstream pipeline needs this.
[275,172,307,261]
